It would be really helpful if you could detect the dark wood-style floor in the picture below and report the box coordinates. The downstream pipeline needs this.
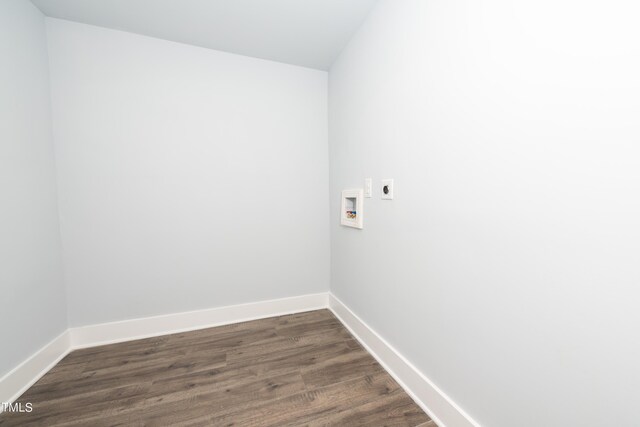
[0,309,433,426]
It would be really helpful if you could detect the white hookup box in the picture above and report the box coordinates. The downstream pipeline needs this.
[341,188,364,229]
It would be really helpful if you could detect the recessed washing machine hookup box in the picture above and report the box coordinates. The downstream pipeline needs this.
[341,188,364,229]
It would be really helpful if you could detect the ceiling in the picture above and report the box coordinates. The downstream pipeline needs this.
[30,0,377,70]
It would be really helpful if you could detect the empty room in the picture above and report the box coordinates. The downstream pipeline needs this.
[1,0,639,426]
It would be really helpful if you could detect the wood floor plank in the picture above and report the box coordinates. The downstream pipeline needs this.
[300,347,385,388]
[203,372,405,426]
[303,390,430,427]
[0,309,431,427]
[139,371,307,426]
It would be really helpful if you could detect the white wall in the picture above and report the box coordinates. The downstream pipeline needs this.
[329,1,640,426]
[46,19,329,327]
[0,1,67,378]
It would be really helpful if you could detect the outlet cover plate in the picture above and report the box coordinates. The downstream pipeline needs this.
[381,179,394,200]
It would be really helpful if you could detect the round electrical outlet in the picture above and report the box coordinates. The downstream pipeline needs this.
[381,179,394,199]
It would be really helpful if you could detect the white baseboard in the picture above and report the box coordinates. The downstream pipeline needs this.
[2,291,478,427]
[329,293,480,427]
[69,292,329,349]
[0,331,71,411]
[0,293,327,407]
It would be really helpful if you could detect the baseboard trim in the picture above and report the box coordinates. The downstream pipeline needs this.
[329,293,480,427]
[2,291,478,427]
[69,293,329,349]
[0,293,327,407]
[0,331,71,411]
